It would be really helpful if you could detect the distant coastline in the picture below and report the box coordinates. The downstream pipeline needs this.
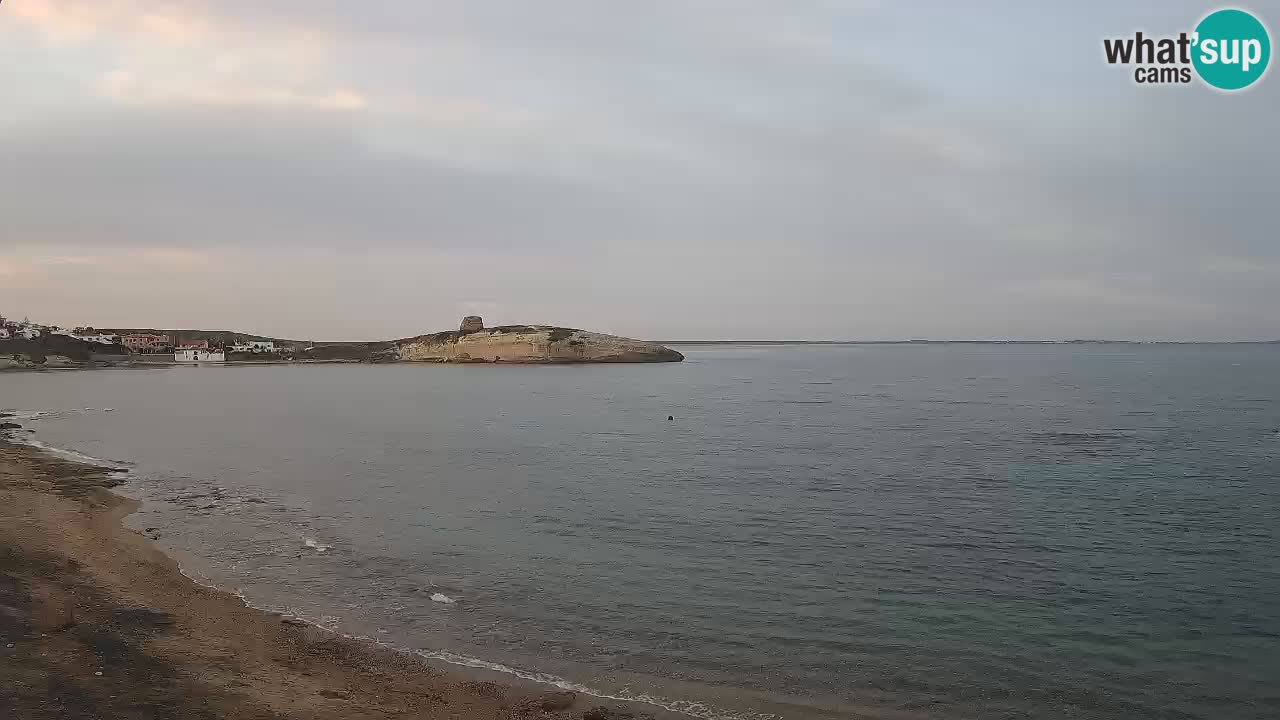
[664,339,1280,345]
[1,315,683,368]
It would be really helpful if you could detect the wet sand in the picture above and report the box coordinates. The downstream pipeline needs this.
[0,438,651,720]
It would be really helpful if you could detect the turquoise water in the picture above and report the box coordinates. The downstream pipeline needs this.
[4,344,1279,719]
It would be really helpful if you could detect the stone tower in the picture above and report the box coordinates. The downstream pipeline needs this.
[459,316,484,333]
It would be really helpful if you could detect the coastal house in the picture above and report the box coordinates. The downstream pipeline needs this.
[122,333,172,353]
[74,333,120,345]
[175,348,226,363]
[177,339,210,350]
[229,339,275,353]
[17,326,41,340]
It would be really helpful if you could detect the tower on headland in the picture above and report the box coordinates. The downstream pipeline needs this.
[459,316,484,334]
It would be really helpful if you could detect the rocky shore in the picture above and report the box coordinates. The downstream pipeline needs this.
[1,317,683,369]
[394,318,684,364]
[0,430,663,720]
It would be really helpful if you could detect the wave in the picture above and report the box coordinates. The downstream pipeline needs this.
[779,400,831,405]
[3,407,115,422]
[169,562,774,720]
[2,408,131,471]
[403,647,778,720]
[1035,430,1135,447]
[7,435,133,473]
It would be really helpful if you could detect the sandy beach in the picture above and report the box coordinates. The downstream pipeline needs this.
[0,437,651,720]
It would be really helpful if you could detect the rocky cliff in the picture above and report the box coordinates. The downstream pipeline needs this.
[394,320,682,364]
[0,336,128,370]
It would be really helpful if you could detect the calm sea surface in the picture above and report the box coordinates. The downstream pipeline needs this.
[3,344,1279,719]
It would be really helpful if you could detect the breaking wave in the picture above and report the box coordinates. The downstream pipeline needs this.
[6,434,132,473]
[170,565,772,720]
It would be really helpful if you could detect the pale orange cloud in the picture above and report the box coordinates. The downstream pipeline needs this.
[9,0,215,46]
[11,0,357,113]
[0,257,25,278]
[95,68,367,112]
[126,248,224,270]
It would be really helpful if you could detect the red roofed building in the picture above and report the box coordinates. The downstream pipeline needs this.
[122,333,172,353]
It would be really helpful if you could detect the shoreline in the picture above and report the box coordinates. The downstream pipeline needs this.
[0,431,664,720]
[0,358,371,372]
[0,356,673,372]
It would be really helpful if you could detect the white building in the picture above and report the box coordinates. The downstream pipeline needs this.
[73,334,119,345]
[175,349,226,363]
[230,340,275,353]
[17,327,41,340]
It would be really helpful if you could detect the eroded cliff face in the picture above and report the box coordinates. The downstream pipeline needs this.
[394,325,683,364]
[0,354,81,369]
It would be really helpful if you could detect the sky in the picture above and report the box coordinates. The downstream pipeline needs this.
[1,0,1278,341]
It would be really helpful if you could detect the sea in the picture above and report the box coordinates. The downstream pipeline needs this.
[3,343,1279,720]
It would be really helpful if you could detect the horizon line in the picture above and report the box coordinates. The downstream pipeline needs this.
[9,320,1280,346]
[660,339,1280,345]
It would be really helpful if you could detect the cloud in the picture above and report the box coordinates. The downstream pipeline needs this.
[1,1,1278,340]
[8,0,215,45]
[1203,257,1280,276]
[7,0,352,115]
[95,68,368,111]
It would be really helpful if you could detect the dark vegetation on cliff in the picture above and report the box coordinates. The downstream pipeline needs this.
[221,343,399,363]
[1,321,679,366]
[402,330,464,345]
[1,336,127,363]
[103,329,304,348]
[396,325,583,346]
[100,330,400,357]
[93,325,593,352]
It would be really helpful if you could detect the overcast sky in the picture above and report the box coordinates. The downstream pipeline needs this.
[2,1,1277,341]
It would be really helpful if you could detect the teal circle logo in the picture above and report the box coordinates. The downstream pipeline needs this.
[1192,9,1271,90]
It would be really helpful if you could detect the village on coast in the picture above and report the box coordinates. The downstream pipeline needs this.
[0,312,280,363]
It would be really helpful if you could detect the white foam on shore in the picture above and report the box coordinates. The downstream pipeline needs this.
[6,433,132,473]
[2,408,132,472]
[4,407,114,422]
[402,646,778,720]
[169,564,774,720]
